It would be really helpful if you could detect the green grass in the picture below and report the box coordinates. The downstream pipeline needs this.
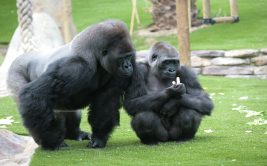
[1,76,267,165]
[0,55,4,64]
[0,0,266,50]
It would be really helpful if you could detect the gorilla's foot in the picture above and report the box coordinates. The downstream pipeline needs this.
[87,137,106,148]
[42,141,68,151]
[141,140,159,145]
[59,141,69,148]
[76,131,91,141]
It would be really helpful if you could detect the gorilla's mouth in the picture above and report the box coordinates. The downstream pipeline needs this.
[118,68,133,78]
[117,53,134,77]
[163,71,176,78]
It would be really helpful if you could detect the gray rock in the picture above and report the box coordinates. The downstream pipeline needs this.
[191,56,202,67]
[192,68,201,75]
[191,56,211,67]
[225,75,258,79]
[0,129,38,166]
[225,49,259,58]
[202,66,254,75]
[260,48,267,54]
[256,75,267,79]
[211,57,250,66]
[202,58,212,66]
[254,66,267,75]
[191,50,225,58]
[251,56,267,66]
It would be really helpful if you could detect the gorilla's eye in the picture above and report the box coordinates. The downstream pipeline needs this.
[152,54,158,61]
[102,50,108,56]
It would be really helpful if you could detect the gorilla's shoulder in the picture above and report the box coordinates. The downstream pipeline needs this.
[136,62,149,71]
[179,66,197,80]
[136,62,149,79]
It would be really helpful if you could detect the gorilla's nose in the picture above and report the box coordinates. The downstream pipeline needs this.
[123,61,132,70]
[168,68,175,73]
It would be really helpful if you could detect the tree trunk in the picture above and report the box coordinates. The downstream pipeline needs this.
[150,0,200,31]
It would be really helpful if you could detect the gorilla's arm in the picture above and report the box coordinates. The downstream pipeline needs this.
[124,63,183,116]
[178,66,214,115]
[19,56,94,149]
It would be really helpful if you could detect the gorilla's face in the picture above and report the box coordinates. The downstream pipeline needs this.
[92,21,135,78]
[71,20,135,78]
[97,34,135,78]
[148,42,180,80]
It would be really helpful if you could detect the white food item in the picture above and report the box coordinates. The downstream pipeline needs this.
[176,77,180,84]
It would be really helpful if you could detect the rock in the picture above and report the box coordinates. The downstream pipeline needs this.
[251,56,267,66]
[226,75,258,79]
[191,56,211,67]
[261,48,267,54]
[192,68,201,75]
[225,49,259,58]
[202,58,211,66]
[191,50,225,58]
[0,129,38,166]
[257,75,267,79]
[0,12,64,95]
[211,57,250,66]
[254,66,267,75]
[191,56,202,67]
[202,66,254,75]
[136,50,149,62]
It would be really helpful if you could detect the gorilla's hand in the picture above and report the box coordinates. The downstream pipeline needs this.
[159,98,180,117]
[166,83,186,97]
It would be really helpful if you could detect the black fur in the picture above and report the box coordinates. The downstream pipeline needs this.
[8,20,135,150]
[124,42,214,144]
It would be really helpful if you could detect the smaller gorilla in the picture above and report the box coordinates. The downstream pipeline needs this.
[124,42,214,144]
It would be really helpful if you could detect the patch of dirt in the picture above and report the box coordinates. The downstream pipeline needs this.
[137,24,209,37]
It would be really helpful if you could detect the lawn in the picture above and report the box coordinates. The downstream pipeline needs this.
[1,76,267,165]
[0,0,266,50]
[0,0,267,165]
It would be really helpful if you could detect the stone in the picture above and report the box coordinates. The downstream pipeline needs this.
[202,66,254,75]
[211,57,250,66]
[0,129,38,166]
[226,75,258,79]
[191,50,225,58]
[225,49,259,58]
[251,56,267,66]
[202,58,212,66]
[191,56,211,67]
[0,12,64,96]
[191,56,202,67]
[192,68,201,75]
[261,48,267,54]
[254,66,267,75]
[257,75,267,79]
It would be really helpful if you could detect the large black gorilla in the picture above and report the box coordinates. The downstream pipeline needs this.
[124,42,214,144]
[7,20,135,150]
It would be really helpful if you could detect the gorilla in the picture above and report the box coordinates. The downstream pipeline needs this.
[7,20,135,150]
[124,42,214,144]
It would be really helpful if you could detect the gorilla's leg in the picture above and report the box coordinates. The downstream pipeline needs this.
[60,110,90,141]
[88,89,121,148]
[169,107,202,141]
[19,77,67,150]
[132,112,168,145]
